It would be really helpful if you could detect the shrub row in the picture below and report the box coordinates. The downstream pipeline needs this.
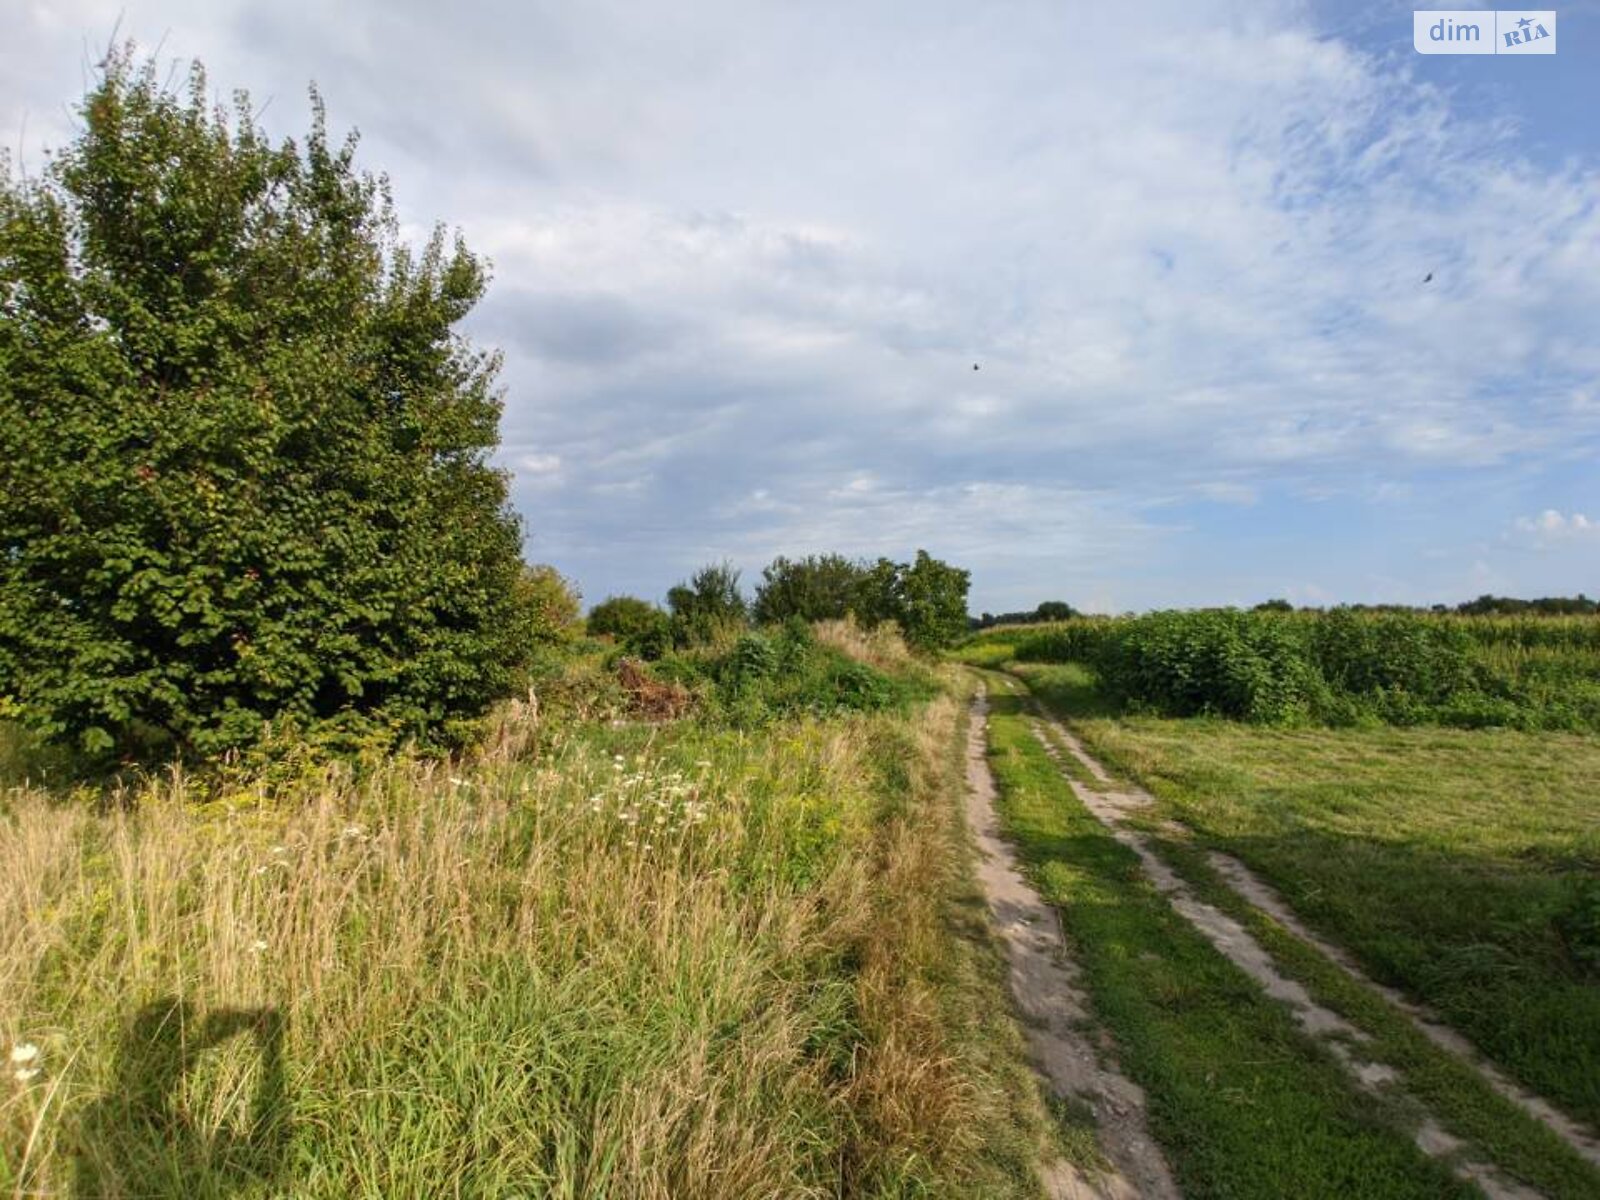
[988,610,1600,731]
[623,621,936,728]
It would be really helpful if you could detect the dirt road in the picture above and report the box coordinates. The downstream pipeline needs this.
[962,691,1181,1200]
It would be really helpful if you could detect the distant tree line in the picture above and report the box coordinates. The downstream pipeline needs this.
[969,594,1600,629]
[1251,596,1598,616]
[1453,594,1596,616]
[970,601,1077,630]
[588,551,972,657]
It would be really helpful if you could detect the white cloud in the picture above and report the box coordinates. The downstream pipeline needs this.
[1512,510,1600,550]
[517,453,562,475]
[1194,481,1259,506]
[4,1,1598,607]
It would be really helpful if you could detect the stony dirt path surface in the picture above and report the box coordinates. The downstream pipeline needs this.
[1025,705,1549,1200]
[962,693,1181,1200]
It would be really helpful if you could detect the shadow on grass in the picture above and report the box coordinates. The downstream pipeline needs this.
[73,998,292,1199]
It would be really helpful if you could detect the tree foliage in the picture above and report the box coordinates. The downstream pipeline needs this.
[667,563,748,647]
[893,550,972,650]
[587,594,671,658]
[1456,594,1597,616]
[751,550,971,650]
[972,600,1076,629]
[586,595,664,641]
[752,554,865,624]
[518,566,582,641]
[0,51,538,757]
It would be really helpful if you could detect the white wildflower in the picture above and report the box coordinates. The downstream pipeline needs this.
[13,1067,40,1083]
[250,939,269,953]
[9,1044,38,1066]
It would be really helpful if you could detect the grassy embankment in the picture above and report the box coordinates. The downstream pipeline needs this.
[1,637,1062,1198]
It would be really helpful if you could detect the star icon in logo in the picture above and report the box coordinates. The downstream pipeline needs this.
[1516,15,1533,29]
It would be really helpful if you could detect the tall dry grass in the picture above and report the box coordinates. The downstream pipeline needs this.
[813,617,918,674]
[1,687,1046,1197]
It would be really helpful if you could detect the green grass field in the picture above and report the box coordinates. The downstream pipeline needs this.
[1017,659,1600,1133]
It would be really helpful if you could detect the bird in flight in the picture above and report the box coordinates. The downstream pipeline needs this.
[1423,272,1433,284]
[973,363,980,371]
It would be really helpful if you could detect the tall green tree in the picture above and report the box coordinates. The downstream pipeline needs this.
[667,563,747,646]
[752,554,865,624]
[851,557,905,629]
[895,550,971,650]
[0,51,537,756]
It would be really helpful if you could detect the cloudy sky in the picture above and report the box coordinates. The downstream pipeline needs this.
[5,0,1597,613]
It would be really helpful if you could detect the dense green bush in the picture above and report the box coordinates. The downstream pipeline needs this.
[634,621,931,727]
[1092,610,1318,723]
[752,554,864,624]
[0,52,538,758]
[727,632,780,687]
[1307,610,1474,704]
[586,595,669,648]
[518,565,583,641]
[970,610,1600,731]
[667,563,749,647]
